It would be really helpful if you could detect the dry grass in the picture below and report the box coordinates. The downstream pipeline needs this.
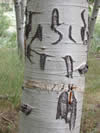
[0,100,19,133]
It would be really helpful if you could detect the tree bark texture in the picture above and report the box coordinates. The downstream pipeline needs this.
[20,0,27,28]
[19,0,88,133]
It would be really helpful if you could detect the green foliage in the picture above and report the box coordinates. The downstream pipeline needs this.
[89,0,94,4]
[90,22,100,53]
[6,32,17,48]
[0,11,10,37]
[86,54,100,92]
[0,5,17,48]
[0,48,24,106]
[0,3,13,12]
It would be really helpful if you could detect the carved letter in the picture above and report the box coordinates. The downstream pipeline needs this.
[51,8,63,45]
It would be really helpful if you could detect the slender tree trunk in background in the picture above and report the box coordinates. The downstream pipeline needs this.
[14,0,24,59]
[20,0,27,29]
[88,0,100,49]
[19,0,88,133]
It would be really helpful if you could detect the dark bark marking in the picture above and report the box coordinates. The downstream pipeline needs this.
[25,8,42,39]
[78,64,88,74]
[21,104,32,116]
[30,11,42,15]
[62,56,74,78]
[30,24,43,44]
[56,84,77,130]
[56,91,69,120]
[81,9,86,42]
[61,84,65,91]
[22,86,24,90]
[81,27,85,41]
[51,8,63,45]
[26,24,43,64]
[31,49,54,70]
[69,25,76,43]
[25,11,33,39]
[86,31,89,41]
[25,45,34,64]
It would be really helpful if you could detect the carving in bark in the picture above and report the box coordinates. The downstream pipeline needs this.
[69,25,76,43]
[30,24,43,43]
[25,11,33,39]
[51,8,63,45]
[81,9,87,44]
[62,56,74,78]
[30,49,54,70]
[26,24,43,64]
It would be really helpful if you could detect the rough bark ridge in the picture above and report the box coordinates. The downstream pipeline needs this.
[19,0,88,133]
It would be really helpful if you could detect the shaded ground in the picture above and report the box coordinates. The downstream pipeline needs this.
[0,100,19,133]
[81,91,100,133]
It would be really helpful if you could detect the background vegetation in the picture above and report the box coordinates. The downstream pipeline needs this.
[0,3,100,133]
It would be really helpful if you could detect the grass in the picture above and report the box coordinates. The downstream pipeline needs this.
[80,54,100,133]
[0,48,24,106]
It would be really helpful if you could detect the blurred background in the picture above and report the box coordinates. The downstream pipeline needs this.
[0,0,100,133]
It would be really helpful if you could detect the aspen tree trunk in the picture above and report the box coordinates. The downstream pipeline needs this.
[14,0,24,58]
[20,0,27,29]
[19,0,88,133]
[88,0,100,49]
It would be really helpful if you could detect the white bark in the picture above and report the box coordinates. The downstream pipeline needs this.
[19,0,88,133]
[88,0,100,50]
[14,0,24,59]
[20,0,27,27]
